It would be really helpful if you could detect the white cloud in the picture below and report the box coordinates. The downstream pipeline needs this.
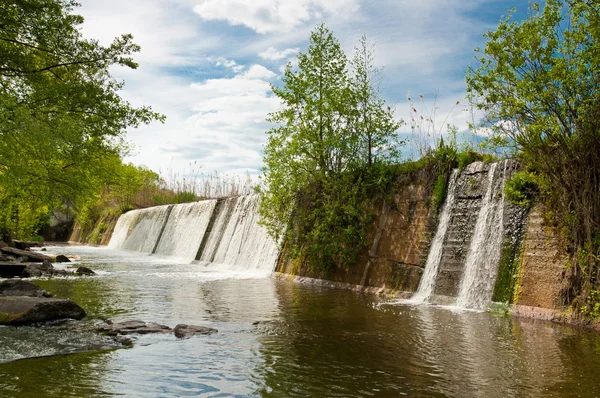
[259,46,299,60]
[193,0,360,34]
[73,0,517,177]
[240,65,277,80]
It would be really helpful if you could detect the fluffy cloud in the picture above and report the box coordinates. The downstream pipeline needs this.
[193,0,360,34]
[240,65,277,80]
[259,47,299,61]
[74,0,528,177]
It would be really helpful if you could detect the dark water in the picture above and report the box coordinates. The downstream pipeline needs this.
[1,246,599,397]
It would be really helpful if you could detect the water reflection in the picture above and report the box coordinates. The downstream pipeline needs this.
[0,246,599,397]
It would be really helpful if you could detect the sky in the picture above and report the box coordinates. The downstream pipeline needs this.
[76,0,531,179]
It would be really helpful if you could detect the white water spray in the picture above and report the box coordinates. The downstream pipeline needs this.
[455,161,507,309]
[410,169,460,303]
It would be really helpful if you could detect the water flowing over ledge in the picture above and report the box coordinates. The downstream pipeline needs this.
[108,161,525,311]
[408,160,522,311]
[108,195,280,274]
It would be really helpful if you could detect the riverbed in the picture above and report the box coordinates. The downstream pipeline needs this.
[0,245,599,397]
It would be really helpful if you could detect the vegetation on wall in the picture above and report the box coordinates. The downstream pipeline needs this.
[467,0,600,317]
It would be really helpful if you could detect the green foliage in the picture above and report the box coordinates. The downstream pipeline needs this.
[431,174,447,214]
[260,25,402,271]
[504,171,539,208]
[0,0,164,239]
[467,0,600,316]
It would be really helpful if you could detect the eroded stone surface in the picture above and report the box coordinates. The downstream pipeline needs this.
[98,320,172,335]
[0,262,27,278]
[0,280,51,297]
[174,324,218,339]
[0,297,86,325]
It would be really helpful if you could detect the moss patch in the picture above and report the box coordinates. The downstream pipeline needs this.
[492,236,524,304]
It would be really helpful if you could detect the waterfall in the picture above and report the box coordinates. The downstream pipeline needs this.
[108,205,173,253]
[407,160,518,310]
[196,195,280,273]
[108,194,281,273]
[153,200,217,262]
[455,161,507,309]
[410,169,460,303]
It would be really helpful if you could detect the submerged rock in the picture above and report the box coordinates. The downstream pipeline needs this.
[22,260,54,277]
[97,320,218,339]
[98,320,172,335]
[0,280,51,297]
[75,267,95,276]
[55,255,71,263]
[0,297,86,325]
[173,324,218,339]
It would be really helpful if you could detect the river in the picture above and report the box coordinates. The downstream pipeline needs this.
[0,245,599,397]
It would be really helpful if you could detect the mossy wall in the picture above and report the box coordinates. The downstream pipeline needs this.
[69,212,120,246]
[276,171,438,293]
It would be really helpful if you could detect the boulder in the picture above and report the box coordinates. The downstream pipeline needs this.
[98,320,172,335]
[0,262,27,278]
[55,255,71,263]
[173,324,218,339]
[13,240,42,250]
[1,247,52,263]
[0,241,7,249]
[75,267,95,276]
[22,260,54,277]
[0,297,86,325]
[0,280,51,297]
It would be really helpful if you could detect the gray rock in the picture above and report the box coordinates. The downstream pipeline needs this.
[0,297,86,325]
[99,320,172,335]
[55,255,71,263]
[75,267,95,276]
[1,247,52,263]
[113,335,134,346]
[22,260,54,277]
[13,240,42,250]
[0,280,51,297]
[0,262,27,278]
[173,324,218,339]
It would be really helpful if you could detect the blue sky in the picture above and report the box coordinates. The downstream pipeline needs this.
[76,0,530,177]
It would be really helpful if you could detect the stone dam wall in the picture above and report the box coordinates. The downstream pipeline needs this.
[67,162,573,315]
[277,161,572,315]
[276,170,439,294]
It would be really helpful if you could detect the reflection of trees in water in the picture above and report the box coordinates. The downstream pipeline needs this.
[254,283,447,397]
[253,284,586,397]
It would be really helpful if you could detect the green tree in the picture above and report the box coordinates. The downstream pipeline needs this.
[260,25,401,271]
[351,35,402,168]
[467,0,600,314]
[0,0,163,239]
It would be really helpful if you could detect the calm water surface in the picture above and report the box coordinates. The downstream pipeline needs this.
[1,245,599,397]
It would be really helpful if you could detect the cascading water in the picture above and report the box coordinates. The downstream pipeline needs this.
[108,194,281,274]
[406,160,519,310]
[455,161,507,309]
[108,205,173,253]
[410,169,460,303]
[153,200,217,262]
[196,195,280,273]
